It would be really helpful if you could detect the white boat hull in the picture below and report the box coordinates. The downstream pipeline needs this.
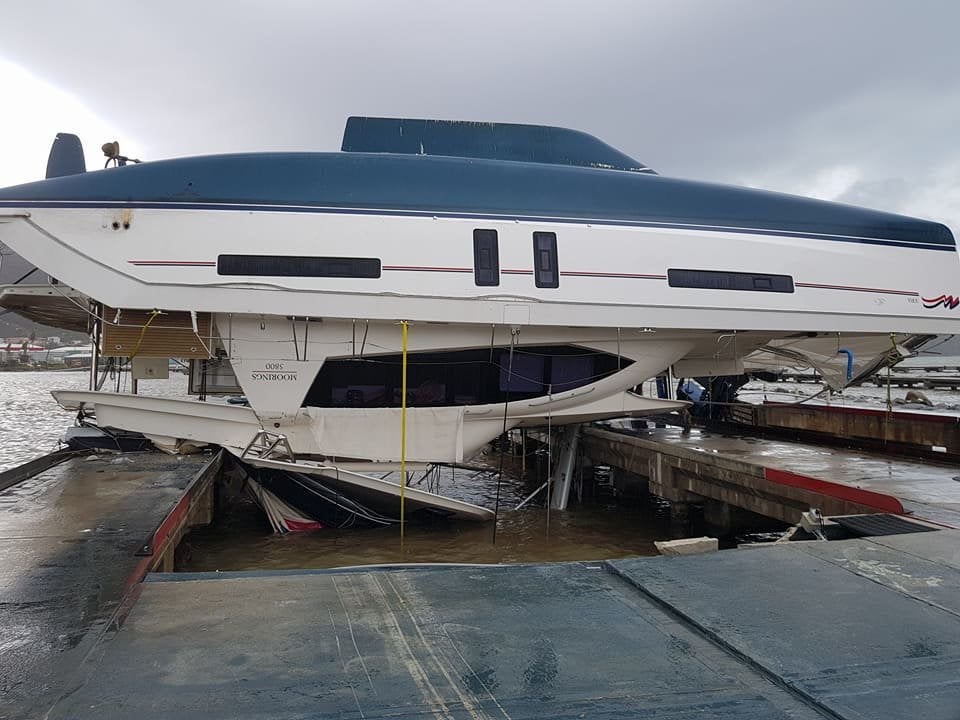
[229,450,495,522]
[1,208,957,334]
[52,389,688,463]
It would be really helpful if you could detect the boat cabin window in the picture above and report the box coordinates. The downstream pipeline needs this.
[667,269,794,293]
[473,229,499,286]
[533,232,559,288]
[217,255,381,278]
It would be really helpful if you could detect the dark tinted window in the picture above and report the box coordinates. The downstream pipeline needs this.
[473,229,499,286]
[533,232,559,288]
[667,268,793,293]
[218,255,381,278]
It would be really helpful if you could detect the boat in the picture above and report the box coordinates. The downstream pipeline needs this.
[0,117,955,469]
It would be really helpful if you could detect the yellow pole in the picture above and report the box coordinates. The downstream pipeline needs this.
[400,320,409,548]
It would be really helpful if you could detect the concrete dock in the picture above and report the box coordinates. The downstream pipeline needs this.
[32,530,960,720]
[0,451,219,718]
[583,425,960,529]
[3,427,960,719]
[733,401,960,461]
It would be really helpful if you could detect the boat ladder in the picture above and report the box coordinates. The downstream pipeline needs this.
[241,429,296,462]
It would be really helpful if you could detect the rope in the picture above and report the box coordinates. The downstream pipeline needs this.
[492,328,518,545]
[127,309,162,361]
[546,382,553,538]
[884,333,897,444]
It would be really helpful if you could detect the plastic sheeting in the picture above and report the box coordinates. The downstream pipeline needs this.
[306,406,467,462]
[246,478,324,533]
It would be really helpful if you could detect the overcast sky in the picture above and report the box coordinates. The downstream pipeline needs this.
[1,0,957,231]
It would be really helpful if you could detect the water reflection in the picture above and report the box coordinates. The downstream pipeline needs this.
[0,370,189,471]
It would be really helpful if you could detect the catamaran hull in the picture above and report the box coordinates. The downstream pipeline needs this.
[52,390,688,463]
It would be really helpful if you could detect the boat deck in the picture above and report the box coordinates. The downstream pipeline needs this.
[0,452,216,718]
[41,530,960,720]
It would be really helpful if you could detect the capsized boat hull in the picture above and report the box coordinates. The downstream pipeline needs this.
[229,450,495,522]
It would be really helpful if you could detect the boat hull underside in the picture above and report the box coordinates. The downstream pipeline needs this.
[53,390,688,463]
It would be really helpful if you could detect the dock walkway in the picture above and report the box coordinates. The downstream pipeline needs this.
[43,531,960,720]
[0,451,217,719]
[3,438,959,718]
[583,425,960,528]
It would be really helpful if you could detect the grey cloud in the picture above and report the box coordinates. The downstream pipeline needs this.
[1,0,959,230]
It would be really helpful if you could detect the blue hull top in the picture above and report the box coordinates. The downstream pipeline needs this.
[0,118,953,251]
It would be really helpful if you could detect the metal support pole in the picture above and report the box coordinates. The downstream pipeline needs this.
[88,303,101,391]
[521,430,526,475]
[515,480,549,510]
[549,425,581,511]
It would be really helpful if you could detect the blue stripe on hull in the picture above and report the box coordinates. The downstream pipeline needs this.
[0,151,954,250]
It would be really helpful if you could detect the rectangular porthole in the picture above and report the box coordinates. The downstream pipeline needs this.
[217,255,381,278]
[667,268,794,293]
[473,229,499,286]
[533,232,559,288]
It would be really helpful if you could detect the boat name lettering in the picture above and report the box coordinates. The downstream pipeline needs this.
[251,370,298,381]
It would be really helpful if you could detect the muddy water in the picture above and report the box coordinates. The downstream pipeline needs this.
[179,470,669,571]
[180,451,673,570]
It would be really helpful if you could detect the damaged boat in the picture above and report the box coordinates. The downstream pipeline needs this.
[0,117,956,520]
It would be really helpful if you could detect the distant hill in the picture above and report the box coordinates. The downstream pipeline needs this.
[0,245,89,342]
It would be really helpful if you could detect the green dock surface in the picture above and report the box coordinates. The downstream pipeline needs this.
[3,450,960,719]
[42,531,960,720]
[0,452,211,719]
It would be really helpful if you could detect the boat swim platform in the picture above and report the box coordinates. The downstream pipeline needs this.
[0,450,221,719]
[582,425,960,529]
[31,530,960,720]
